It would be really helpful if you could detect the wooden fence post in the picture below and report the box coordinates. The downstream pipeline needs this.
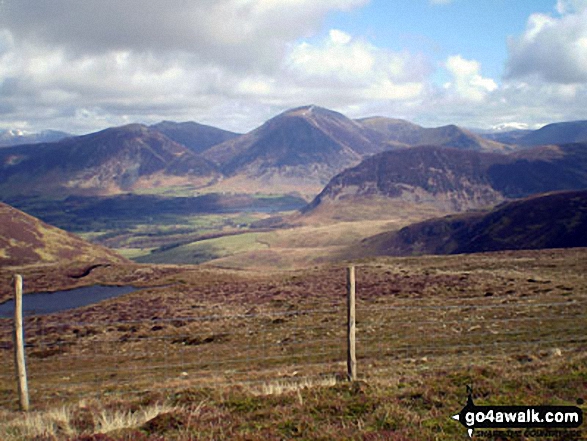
[13,274,29,411]
[347,265,357,381]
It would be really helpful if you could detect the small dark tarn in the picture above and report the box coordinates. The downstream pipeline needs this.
[0,284,138,317]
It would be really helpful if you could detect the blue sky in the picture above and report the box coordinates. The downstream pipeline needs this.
[324,0,555,81]
[1,0,587,134]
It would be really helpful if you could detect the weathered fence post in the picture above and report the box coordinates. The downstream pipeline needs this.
[347,265,357,381]
[13,274,29,411]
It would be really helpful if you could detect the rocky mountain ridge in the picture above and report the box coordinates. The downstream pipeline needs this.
[0,124,221,196]
[306,143,587,214]
[2,106,587,199]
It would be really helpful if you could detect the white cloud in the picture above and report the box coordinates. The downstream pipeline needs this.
[1,18,433,134]
[0,35,250,132]
[491,122,530,132]
[429,78,587,130]
[443,55,497,102]
[0,0,368,74]
[556,0,587,14]
[287,29,428,100]
[506,4,587,84]
[328,29,353,45]
[1,0,587,137]
[0,0,372,133]
[289,31,375,83]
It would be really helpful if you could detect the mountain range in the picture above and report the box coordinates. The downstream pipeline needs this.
[359,117,508,151]
[0,124,221,196]
[2,106,587,199]
[2,107,587,266]
[200,106,512,190]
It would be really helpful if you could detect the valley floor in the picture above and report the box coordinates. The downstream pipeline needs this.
[0,248,585,439]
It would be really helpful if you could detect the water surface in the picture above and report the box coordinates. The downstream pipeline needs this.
[0,285,138,317]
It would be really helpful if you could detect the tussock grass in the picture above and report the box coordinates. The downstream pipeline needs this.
[0,406,74,440]
[96,402,177,433]
[0,248,585,439]
[250,374,339,396]
[0,401,178,440]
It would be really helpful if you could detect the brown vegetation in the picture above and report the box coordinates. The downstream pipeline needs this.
[359,189,587,257]
[307,143,587,217]
[0,248,585,439]
[0,202,127,270]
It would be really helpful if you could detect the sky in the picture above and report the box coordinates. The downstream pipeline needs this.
[1,0,587,135]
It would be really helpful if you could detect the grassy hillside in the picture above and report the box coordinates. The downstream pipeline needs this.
[0,202,127,267]
[306,143,587,219]
[136,219,410,269]
[360,190,587,257]
[0,249,585,439]
[0,124,220,197]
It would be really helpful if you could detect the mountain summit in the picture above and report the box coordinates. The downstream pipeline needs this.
[202,105,373,191]
[0,124,220,196]
[203,105,509,192]
[150,121,240,154]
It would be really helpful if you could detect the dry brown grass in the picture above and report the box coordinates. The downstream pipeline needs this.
[0,401,179,440]
[0,248,585,439]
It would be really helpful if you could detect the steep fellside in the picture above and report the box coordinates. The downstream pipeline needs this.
[203,106,374,190]
[360,190,587,256]
[486,143,587,198]
[0,202,127,266]
[0,124,221,196]
[306,146,508,215]
[305,143,587,216]
[150,121,240,154]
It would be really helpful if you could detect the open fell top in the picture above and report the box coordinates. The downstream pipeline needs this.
[0,248,585,439]
[2,246,585,324]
